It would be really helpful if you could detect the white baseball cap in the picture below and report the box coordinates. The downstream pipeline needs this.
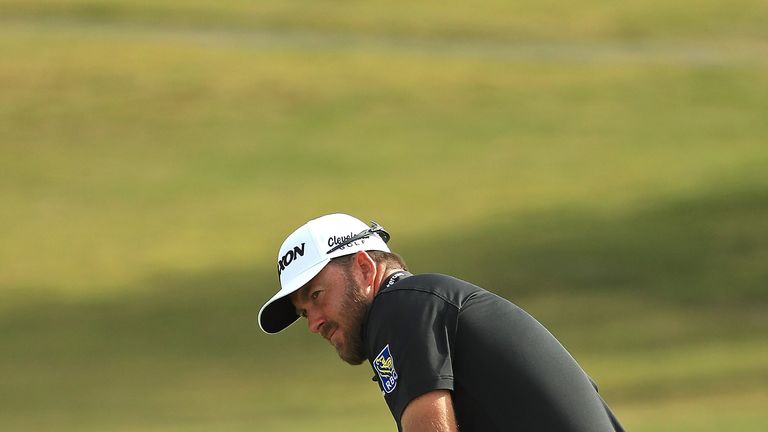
[258,213,391,334]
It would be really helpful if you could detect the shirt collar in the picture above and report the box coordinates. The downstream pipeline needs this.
[378,270,412,292]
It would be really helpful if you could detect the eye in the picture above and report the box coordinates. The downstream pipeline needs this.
[310,290,321,301]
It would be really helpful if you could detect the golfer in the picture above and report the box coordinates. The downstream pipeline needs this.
[259,213,624,432]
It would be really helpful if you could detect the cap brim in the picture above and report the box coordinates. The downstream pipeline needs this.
[258,258,331,334]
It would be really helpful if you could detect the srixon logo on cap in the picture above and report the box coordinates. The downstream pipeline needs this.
[277,243,306,276]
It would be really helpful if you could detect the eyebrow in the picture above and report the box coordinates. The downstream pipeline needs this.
[292,287,310,316]
[300,286,311,303]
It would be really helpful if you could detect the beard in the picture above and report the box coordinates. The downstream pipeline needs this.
[332,271,370,365]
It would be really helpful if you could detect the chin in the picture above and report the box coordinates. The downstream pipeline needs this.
[340,354,366,366]
[335,346,358,365]
[337,346,366,365]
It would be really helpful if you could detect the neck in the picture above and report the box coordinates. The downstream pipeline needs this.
[371,265,404,296]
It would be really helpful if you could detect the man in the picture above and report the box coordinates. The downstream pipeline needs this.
[259,213,624,432]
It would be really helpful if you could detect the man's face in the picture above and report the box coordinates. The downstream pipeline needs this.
[289,262,371,365]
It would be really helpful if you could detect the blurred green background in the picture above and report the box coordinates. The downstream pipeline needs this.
[2,1,768,431]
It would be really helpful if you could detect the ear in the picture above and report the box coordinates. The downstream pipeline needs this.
[353,251,376,288]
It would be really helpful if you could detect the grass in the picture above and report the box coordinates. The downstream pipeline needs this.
[3,0,768,41]
[1,2,768,431]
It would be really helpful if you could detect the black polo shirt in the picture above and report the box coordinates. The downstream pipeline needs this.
[364,272,623,432]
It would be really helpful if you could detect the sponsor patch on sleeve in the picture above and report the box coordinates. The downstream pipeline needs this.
[373,344,398,394]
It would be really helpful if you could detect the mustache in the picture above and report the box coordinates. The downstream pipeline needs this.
[320,322,337,341]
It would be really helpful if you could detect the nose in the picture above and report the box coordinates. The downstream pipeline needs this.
[306,310,325,334]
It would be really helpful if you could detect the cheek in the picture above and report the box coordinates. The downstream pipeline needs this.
[325,302,343,323]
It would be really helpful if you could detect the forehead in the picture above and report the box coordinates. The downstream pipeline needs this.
[288,262,341,304]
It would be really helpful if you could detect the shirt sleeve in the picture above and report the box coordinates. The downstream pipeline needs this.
[365,288,459,427]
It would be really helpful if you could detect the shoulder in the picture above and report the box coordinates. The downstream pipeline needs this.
[364,274,472,335]
[376,273,485,308]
